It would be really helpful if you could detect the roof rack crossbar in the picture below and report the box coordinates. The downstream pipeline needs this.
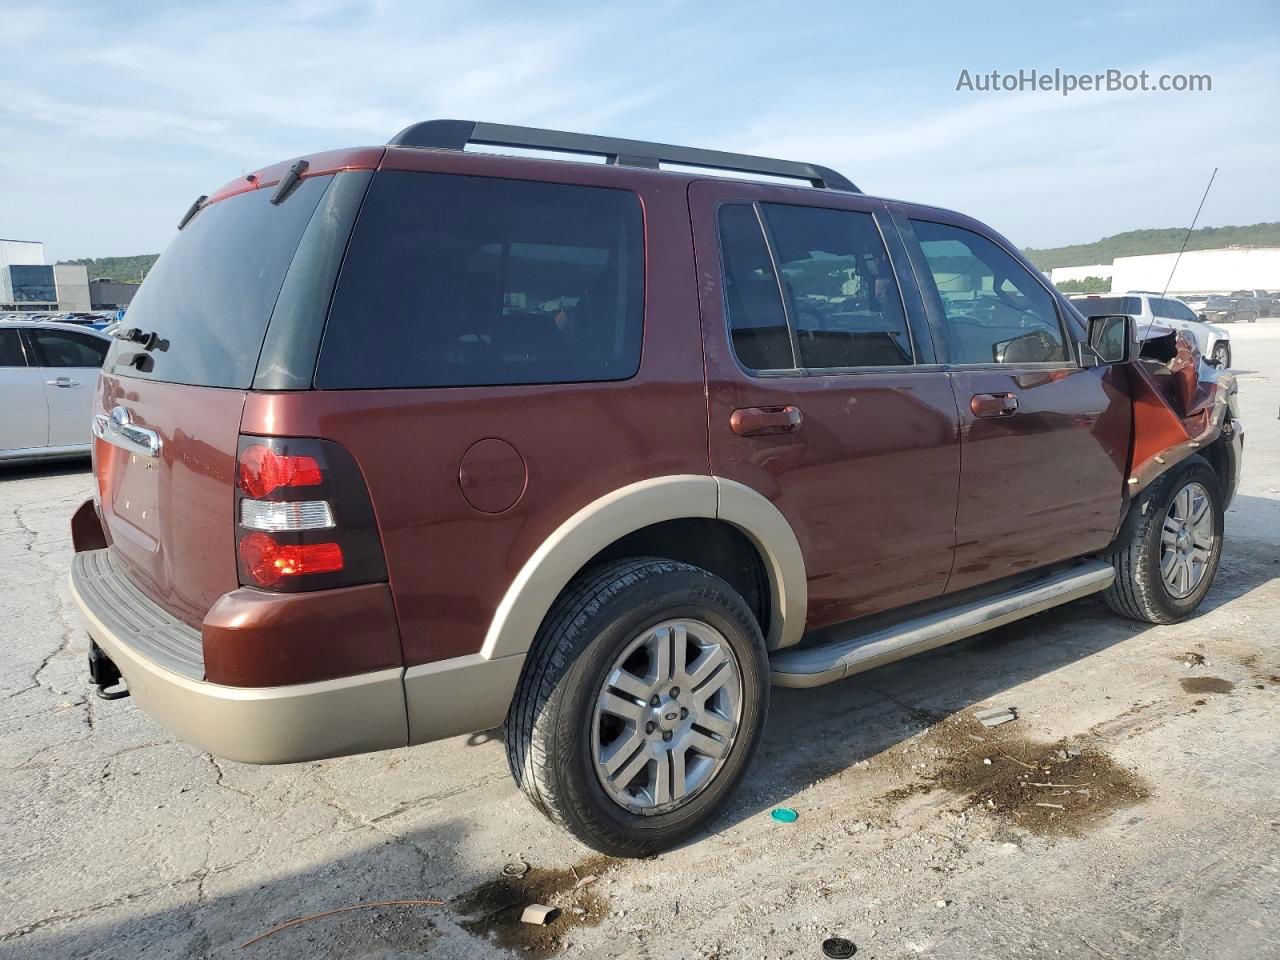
[387,119,859,192]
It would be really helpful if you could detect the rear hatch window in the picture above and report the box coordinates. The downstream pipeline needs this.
[315,171,644,389]
[103,176,332,388]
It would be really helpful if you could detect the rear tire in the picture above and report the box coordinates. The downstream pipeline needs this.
[505,558,769,857]
[1102,456,1224,623]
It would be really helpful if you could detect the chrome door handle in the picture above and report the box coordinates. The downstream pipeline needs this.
[730,405,803,437]
[970,393,1018,418]
[46,377,81,388]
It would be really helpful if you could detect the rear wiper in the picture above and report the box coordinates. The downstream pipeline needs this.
[271,160,309,206]
[177,194,207,230]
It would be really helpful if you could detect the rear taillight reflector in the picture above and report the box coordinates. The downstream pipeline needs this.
[239,498,335,532]
[238,532,344,587]
[238,444,323,498]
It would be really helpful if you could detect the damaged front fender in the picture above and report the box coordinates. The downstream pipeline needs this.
[1126,326,1240,500]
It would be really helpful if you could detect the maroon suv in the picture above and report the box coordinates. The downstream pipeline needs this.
[71,120,1243,856]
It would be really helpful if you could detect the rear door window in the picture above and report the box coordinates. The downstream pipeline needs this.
[1154,298,1200,322]
[103,175,332,388]
[912,219,1068,365]
[762,203,912,369]
[717,203,795,371]
[30,329,108,367]
[0,329,26,366]
[316,172,644,389]
[716,201,912,372]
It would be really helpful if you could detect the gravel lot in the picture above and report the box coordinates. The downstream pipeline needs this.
[3,325,1278,960]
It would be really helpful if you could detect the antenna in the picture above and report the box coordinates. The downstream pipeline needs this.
[1161,167,1217,298]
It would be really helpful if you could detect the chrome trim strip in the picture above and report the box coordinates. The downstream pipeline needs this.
[770,560,1116,688]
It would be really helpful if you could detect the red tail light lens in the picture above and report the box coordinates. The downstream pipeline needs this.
[238,444,323,499]
[238,532,344,587]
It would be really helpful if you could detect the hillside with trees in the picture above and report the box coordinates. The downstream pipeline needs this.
[55,255,158,284]
[1024,222,1280,271]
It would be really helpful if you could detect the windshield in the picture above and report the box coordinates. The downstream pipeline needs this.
[103,176,332,388]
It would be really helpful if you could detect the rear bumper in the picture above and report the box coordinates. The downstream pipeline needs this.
[70,550,409,764]
[70,546,525,763]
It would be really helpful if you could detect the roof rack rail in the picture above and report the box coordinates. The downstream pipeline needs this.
[387,119,859,193]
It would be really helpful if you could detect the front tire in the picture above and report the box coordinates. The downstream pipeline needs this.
[505,558,769,857]
[1102,456,1224,623]
[1212,343,1231,368]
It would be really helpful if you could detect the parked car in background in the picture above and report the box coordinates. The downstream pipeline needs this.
[1201,294,1259,324]
[0,320,110,463]
[1231,290,1278,317]
[70,121,1242,857]
[1069,292,1233,366]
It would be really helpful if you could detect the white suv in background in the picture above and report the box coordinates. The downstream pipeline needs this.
[1069,292,1232,368]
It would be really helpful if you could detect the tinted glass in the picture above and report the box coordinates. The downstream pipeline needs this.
[7,265,56,303]
[317,172,643,389]
[717,203,794,371]
[913,220,1067,364]
[1070,296,1141,316]
[31,329,107,367]
[104,176,332,388]
[762,204,911,368]
[0,329,25,366]
[1155,298,1200,322]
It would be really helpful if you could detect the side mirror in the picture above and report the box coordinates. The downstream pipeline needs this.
[1078,314,1134,367]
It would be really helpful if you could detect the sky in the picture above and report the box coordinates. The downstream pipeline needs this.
[2,0,1278,261]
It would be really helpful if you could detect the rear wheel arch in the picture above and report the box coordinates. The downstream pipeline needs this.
[480,476,807,661]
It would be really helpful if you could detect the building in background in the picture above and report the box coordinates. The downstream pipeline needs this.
[0,238,124,312]
[1108,247,1280,295]
[53,264,91,311]
[0,238,56,311]
[88,279,139,310]
[1052,247,1280,295]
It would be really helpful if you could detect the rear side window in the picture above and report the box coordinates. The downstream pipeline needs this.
[0,329,25,367]
[1153,298,1199,322]
[912,219,1068,365]
[30,329,108,367]
[316,172,644,389]
[717,202,911,371]
[762,204,911,368]
[1071,296,1141,317]
[103,176,332,388]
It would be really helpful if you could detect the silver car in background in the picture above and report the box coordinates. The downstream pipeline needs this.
[1068,292,1233,367]
[0,320,110,463]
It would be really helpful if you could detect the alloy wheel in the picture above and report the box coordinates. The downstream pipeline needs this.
[1159,481,1214,599]
[591,619,743,814]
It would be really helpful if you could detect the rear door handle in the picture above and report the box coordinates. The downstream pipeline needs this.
[46,377,81,388]
[730,405,803,437]
[970,393,1018,418]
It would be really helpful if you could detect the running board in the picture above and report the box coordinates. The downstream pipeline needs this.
[770,560,1116,689]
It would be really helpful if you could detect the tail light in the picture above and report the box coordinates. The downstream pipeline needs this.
[234,437,386,592]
